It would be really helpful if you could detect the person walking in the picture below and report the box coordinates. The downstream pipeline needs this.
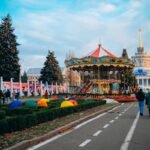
[145,89,150,116]
[135,88,145,116]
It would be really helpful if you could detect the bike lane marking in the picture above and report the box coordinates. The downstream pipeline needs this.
[120,112,139,150]
[79,139,91,147]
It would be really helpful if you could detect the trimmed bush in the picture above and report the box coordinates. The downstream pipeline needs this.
[47,101,61,108]
[0,119,8,134]
[25,114,37,128]
[0,110,6,120]
[0,100,106,134]
[5,107,34,116]
[6,116,26,132]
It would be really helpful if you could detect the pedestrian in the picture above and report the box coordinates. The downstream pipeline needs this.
[5,89,11,103]
[44,90,48,99]
[135,88,145,116]
[15,89,20,100]
[0,90,6,104]
[145,89,150,117]
[0,90,4,104]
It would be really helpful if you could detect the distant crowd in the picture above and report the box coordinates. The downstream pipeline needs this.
[0,89,11,104]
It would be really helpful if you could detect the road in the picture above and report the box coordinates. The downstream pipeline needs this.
[28,103,150,150]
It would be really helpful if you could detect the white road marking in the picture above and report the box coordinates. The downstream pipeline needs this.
[79,139,91,147]
[110,120,115,123]
[93,130,102,136]
[75,113,107,129]
[103,124,110,128]
[108,105,121,113]
[119,114,122,116]
[120,112,139,150]
[28,130,72,150]
[115,116,119,120]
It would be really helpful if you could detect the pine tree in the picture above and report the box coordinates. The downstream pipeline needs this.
[21,71,28,83]
[39,51,63,84]
[0,14,20,81]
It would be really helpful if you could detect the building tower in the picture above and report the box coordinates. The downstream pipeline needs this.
[137,29,144,53]
[132,29,150,91]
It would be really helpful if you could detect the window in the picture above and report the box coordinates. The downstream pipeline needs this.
[139,79,142,85]
[144,79,147,86]
[148,79,150,86]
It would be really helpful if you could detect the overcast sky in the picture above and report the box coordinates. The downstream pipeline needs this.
[0,0,150,71]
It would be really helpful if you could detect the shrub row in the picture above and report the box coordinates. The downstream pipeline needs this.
[1,107,37,116]
[0,100,106,134]
[0,111,6,120]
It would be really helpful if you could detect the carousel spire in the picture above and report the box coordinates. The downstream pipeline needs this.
[98,43,102,48]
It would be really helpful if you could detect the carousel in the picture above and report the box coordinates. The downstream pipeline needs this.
[65,44,134,94]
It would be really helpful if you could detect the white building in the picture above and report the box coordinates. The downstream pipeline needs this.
[132,29,150,91]
[27,68,41,84]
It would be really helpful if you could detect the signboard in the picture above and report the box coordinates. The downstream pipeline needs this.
[134,69,147,76]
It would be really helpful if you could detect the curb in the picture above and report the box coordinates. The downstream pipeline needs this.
[6,104,120,150]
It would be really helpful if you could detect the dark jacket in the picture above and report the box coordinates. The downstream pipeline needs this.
[136,89,145,101]
[146,92,150,107]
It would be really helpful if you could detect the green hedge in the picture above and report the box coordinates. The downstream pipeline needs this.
[0,100,106,134]
[3,107,35,116]
[0,111,6,119]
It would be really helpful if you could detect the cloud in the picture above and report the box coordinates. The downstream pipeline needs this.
[100,3,117,13]
[4,0,149,70]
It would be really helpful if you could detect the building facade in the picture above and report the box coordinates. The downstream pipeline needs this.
[27,68,41,84]
[132,29,150,91]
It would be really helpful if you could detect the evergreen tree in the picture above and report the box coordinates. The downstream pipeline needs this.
[21,71,28,83]
[0,14,20,81]
[39,51,63,84]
